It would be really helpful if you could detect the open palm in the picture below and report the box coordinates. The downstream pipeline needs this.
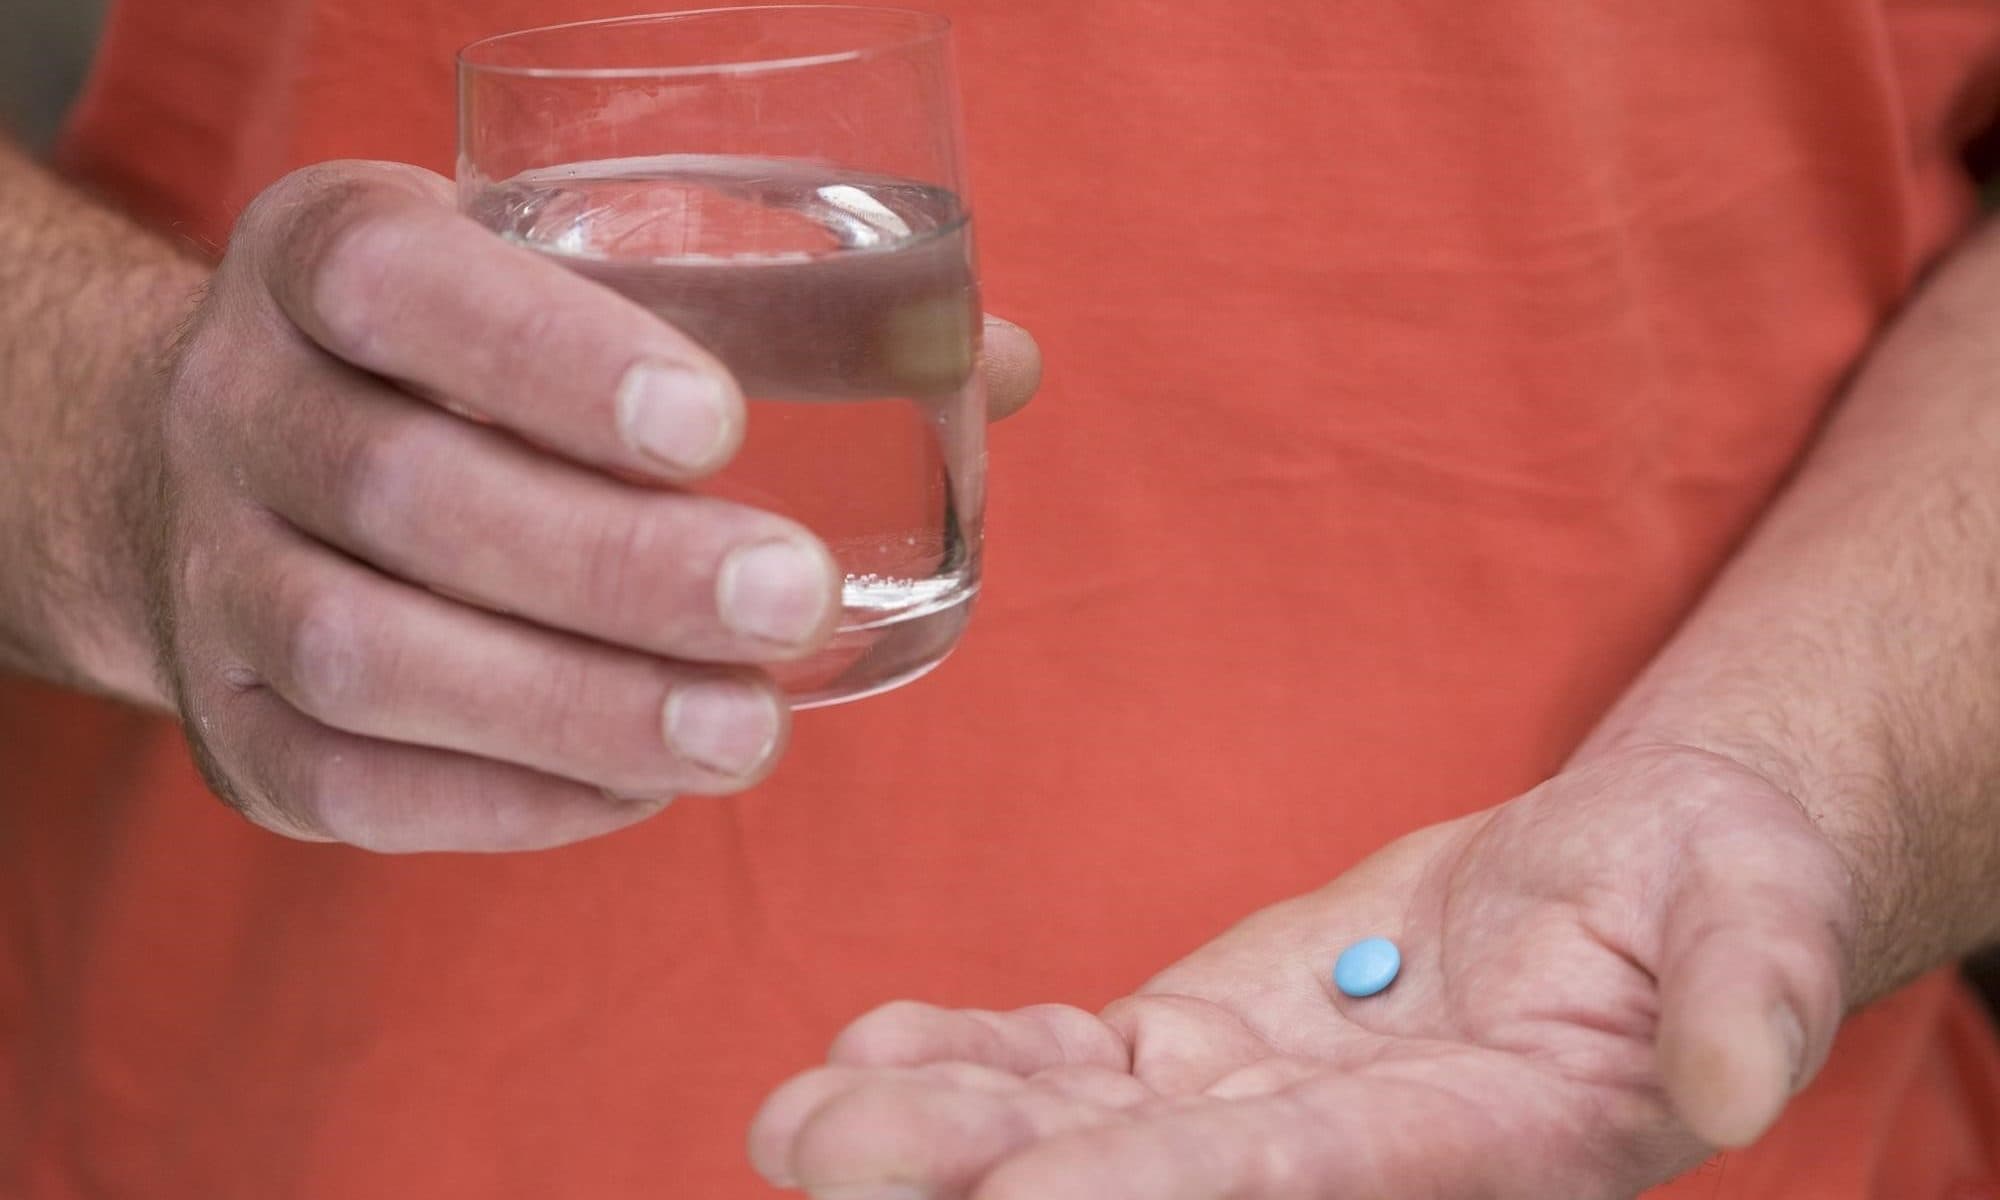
[750,748,1856,1199]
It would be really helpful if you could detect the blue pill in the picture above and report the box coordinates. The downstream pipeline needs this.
[1334,937,1401,998]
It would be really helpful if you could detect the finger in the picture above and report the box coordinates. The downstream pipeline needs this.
[970,1092,1321,1200]
[1654,841,1849,1148]
[751,1063,1120,1195]
[751,1062,1013,1185]
[750,1062,1148,1189]
[235,363,839,662]
[247,161,744,481]
[830,1002,1130,1074]
[972,1071,1554,1200]
[188,679,668,852]
[1101,994,1280,1095]
[224,520,786,795]
[982,316,1042,421]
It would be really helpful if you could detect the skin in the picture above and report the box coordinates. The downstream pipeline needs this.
[0,140,1040,851]
[745,219,2000,1195]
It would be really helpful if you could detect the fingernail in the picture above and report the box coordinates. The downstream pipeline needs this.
[717,538,837,646]
[664,680,782,777]
[1771,1006,1807,1091]
[615,359,738,473]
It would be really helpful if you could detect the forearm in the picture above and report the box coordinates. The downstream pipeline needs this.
[0,135,206,707]
[1580,216,2000,1003]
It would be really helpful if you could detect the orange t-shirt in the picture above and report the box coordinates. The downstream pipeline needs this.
[8,1,2000,1196]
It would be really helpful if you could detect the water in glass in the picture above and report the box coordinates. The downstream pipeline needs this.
[467,154,985,706]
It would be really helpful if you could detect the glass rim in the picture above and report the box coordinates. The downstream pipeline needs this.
[457,5,952,81]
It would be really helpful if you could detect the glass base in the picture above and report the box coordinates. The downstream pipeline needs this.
[774,585,976,708]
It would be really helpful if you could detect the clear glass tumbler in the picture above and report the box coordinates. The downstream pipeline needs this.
[458,7,986,708]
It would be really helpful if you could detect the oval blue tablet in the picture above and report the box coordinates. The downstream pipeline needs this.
[1334,937,1401,998]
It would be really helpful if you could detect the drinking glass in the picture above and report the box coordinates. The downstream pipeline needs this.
[458,7,985,708]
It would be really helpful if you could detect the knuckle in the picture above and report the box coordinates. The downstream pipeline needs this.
[579,505,680,636]
[825,1002,922,1062]
[159,346,214,435]
[157,297,240,448]
[167,518,219,608]
[247,162,362,217]
[235,166,324,242]
[1096,994,1151,1032]
[330,414,434,550]
[1024,1004,1124,1061]
[183,690,337,844]
[179,694,254,811]
[246,162,446,234]
[278,582,373,721]
[826,1000,945,1064]
[290,744,374,846]
[527,653,610,770]
[790,1088,909,1180]
[158,508,258,677]
[302,200,419,363]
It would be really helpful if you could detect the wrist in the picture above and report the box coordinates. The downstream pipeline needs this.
[30,267,201,711]
[0,179,209,712]
[0,147,209,708]
[66,298,189,709]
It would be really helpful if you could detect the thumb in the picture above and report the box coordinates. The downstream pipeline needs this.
[1653,853,1849,1149]
[982,315,1043,421]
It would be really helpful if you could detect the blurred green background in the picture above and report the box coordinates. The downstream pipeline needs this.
[1,0,110,150]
